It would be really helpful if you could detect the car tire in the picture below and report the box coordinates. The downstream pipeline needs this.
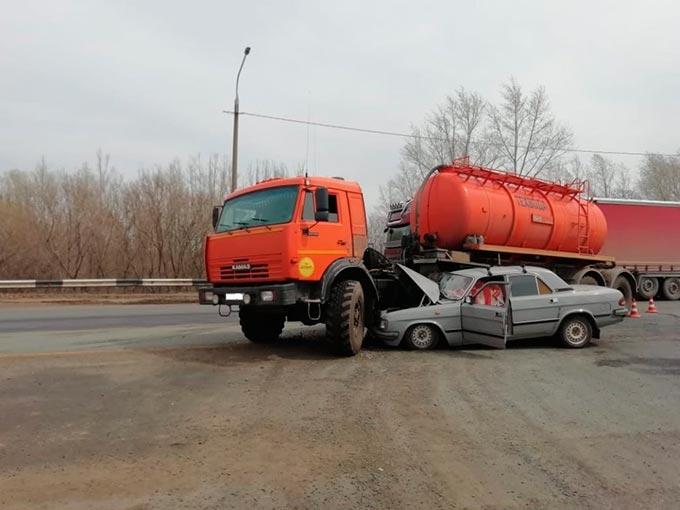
[404,324,440,350]
[662,277,680,301]
[240,309,285,343]
[326,280,365,356]
[558,315,593,348]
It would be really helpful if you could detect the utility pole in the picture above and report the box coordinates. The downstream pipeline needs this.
[231,46,251,192]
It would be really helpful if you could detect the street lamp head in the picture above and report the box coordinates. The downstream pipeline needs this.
[244,46,251,55]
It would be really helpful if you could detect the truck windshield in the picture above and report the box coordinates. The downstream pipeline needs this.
[439,273,473,300]
[217,185,299,232]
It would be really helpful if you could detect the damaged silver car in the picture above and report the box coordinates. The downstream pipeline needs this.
[372,265,628,350]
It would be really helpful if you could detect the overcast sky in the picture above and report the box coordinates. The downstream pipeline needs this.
[1,0,679,207]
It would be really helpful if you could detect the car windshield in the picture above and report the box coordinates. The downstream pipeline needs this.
[439,273,473,300]
[216,185,299,232]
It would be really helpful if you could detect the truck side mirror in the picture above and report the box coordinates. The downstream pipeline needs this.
[314,187,329,222]
[212,205,223,230]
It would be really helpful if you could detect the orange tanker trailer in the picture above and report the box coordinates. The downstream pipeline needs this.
[387,160,636,303]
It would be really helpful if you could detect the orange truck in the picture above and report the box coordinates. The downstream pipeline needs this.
[198,175,387,355]
[199,160,666,355]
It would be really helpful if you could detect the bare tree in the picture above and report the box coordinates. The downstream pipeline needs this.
[400,88,490,183]
[639,153,680,201]
[487,78,573,177]
[245,159,288,186]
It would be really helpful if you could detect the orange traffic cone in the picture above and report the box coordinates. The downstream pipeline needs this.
[646,297,658,314]
[629,299,641,318]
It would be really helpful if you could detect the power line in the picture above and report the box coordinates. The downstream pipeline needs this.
[222,110,678,158]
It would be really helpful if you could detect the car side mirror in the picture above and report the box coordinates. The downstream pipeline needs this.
[212,205,223,230]
[314,187,329,222]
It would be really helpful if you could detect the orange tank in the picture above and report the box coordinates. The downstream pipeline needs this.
[410,162,607,254]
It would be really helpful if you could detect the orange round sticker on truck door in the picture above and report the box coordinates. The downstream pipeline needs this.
[298,257,315,277]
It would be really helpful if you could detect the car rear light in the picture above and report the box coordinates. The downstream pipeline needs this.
[618,297,626,306]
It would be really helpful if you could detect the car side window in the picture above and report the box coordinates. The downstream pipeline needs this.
[302,191,314,220]
[469,277,506,307]
[509,275,539,297]
[328,194,339,222]
[537,277,552,295]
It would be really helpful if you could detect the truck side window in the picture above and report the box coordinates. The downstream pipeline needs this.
[328,194,339,222]
[509,275,539,297]
[302,191,314,220]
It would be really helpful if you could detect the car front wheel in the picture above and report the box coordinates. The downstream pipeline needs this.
[404,324,439,350]
[558,316,593,348]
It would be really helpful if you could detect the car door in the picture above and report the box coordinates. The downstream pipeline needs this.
[461,282,509,348]
[508,274,560,338]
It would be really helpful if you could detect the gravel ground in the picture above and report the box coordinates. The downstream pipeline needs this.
[1,303,679,509]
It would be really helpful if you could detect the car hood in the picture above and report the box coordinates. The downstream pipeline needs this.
[395,264,441,304]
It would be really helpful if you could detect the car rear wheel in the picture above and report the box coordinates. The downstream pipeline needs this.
[662,277,680,301]
[558,315,593,349]
[404,324,439,350]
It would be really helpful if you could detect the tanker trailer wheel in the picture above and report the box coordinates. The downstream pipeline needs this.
[239,308,285,343]
[326,280,365,356]
[558,315,593,348]
[612,276,633,308]
[579,275,599,286]
[638,277,660,300]
[662,277,680,301]
[404,324,440,350]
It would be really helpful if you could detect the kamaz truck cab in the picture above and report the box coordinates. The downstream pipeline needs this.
[199,175,383,355]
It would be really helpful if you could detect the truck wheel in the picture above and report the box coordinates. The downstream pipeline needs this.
[239,309,285,343]
[612,276,633,308]
[558,315,592,348]
[404,324,439,350]
[326,280,365,356]
[638,277,660,300]
[579,275,599,286]
[662,277,680,301]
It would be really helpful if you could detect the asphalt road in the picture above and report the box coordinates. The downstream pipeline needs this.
[1,302,680,509]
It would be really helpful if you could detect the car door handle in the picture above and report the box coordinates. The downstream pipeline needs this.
[550,297,559,303]
[495,311,503,317]
[337,240,346,246]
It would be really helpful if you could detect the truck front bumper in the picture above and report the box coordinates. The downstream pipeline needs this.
[198,283,298,307]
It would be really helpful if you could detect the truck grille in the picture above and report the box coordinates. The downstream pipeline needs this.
[219,262,269,280]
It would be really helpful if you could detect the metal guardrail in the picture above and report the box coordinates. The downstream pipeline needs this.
[0,279,208,289]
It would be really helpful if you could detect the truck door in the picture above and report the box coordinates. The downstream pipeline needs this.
[461,282,509,349]
[298,189,351,280]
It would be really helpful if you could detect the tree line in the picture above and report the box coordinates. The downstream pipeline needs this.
[2,79,679,278]
[0,153,289,279]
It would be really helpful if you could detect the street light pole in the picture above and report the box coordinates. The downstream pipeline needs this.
[231,46,251,192]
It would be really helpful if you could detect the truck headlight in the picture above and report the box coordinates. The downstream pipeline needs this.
[243,294,252,305]
[260,291,274,302]
[211,293,219,305]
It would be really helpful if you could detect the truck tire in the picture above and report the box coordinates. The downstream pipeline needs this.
[558,315,593,348]
[612,276,633,308]
[326,280,365,356]
[239,309,285,343]
[579,275,599,286]
[638,277,660,300]
[404,324,440,350]
[662,277,680,301]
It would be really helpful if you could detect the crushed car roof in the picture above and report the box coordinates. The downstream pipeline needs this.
[451,265,572,290]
